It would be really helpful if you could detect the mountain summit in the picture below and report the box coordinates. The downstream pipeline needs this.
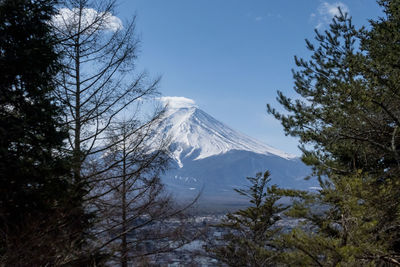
[157,97,316,206]
[158,96,294,168]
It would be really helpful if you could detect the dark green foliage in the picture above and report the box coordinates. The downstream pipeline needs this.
[276,174,399,266]
[268,1,400,265]
[0,0,82,264]
[208,171,286,266]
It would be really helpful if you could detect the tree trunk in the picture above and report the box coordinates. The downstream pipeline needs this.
[121,132,128,267]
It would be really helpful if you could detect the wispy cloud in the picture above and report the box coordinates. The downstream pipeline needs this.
[311,2,349,29]
[266,12,282,19]
[319,2,349,18]
[248,11,282,23]
[52,8,123,32]
[159,96,197,109]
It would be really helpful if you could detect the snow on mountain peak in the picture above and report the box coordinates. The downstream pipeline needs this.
[158,96,296,167]
[159,96,197,110]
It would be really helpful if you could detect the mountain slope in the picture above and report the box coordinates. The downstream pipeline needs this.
[157,97,317,204]
[158,97,294,166]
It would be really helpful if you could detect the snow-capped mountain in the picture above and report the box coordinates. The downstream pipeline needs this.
[158,96,294,166]
[157,97,317,207]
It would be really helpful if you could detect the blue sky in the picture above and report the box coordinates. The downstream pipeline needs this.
[115,0,383,155]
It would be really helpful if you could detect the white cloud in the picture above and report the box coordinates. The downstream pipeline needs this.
[318,2,349,18]
[255,16,263,22]
[311,2,349,29]
[159,96,197,109]
[52,8,123,32]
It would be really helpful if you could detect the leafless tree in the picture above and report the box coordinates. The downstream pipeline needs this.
[50,0,199,264]
[51,0,159,185]
[88,117,198,266]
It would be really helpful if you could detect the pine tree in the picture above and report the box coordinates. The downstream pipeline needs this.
[207,171,286,267]
[0,0,81,264]
[268,1,400,265]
